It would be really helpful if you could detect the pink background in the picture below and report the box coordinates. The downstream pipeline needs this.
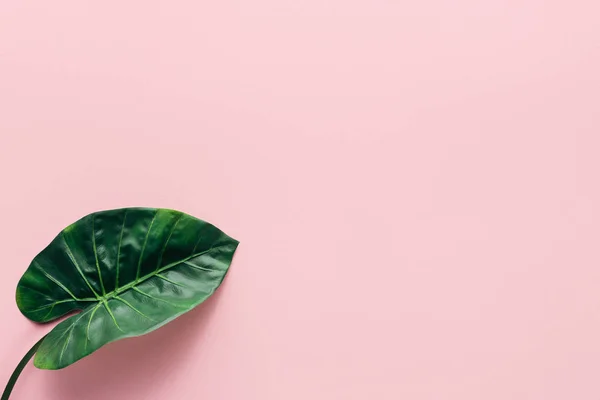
[1,1,599,399]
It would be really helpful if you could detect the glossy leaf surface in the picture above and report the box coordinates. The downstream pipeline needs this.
[16,208,238,370]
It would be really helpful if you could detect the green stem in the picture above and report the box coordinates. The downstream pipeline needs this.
[1,335,46,400]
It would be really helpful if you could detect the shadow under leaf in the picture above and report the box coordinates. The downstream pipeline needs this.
[44,288,225,400]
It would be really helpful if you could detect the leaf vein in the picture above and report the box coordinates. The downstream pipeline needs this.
[33,260,85,301]
[58,311,89,365]
[85,304,101,351]
[115,210,128,291]
[102,301,123,332]
[156,274,188,288]
[136,210,158,280]
[62,233,100,298]
[115,296,155,321]
[91,214,106,295]
[106,244,227,298]
[23,298,96,314]
[183,260,217,272]
[155,213,183,272]
[133,287,187,308]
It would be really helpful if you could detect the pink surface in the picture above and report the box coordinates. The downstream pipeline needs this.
[1,1,599,399]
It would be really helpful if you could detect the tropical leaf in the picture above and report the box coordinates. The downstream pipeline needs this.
[15,207,238,370]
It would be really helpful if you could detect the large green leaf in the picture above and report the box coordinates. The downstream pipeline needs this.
[15,208,239,370]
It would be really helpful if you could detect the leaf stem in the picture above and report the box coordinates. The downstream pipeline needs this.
[1,335,46,400]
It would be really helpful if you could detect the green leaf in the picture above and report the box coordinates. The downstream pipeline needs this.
[15,208,239,370]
